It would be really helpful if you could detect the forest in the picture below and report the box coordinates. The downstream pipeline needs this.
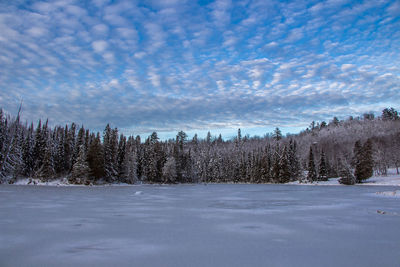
[0,107,399,185]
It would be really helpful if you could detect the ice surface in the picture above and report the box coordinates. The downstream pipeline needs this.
[0,184,399,267]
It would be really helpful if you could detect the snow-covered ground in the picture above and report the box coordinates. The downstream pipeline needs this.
[0,184,399,267]
[13,177,72,186]
[289,168,400,186]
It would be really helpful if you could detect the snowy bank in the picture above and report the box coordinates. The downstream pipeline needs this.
[288,170,400,187]
[13,178,79,186]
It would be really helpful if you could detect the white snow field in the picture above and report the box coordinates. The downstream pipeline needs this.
[0,184,399,267]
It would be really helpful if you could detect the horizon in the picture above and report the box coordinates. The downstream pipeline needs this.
[0,0,399,139]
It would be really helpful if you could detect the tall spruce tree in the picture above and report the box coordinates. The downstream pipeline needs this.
[307,146,317,183]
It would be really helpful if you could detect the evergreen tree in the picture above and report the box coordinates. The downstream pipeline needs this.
[72,126,85,167]
[117,134,127,178]
[103,124,118,182]
[278,146,291,183]
[272,144,281,182]
[338,158,356,185]
[307,146,317,183]
[22,123,34,177]
[53,127,65,175]
[162,156,177,183]
[70,144,90,184]
[119,136,137,184]
[288,139,301,181]
[318,150,328,181]
[5,110,23,182]
[63,123,76,173]
[381,107,398,121]
[354,139,374,183]
[87,133,104,181]
[33,120,45,171]
[36,141,55,181]
[273,127,282,141]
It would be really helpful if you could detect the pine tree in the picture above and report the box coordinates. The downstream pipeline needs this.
[307,146,317,183]
[278,146,291,183]
[288,139,301,181]
[338,158,356,185]
[318,149,328,181]
[72,126,85,167]
[273,127,282,141]
[103,124,118,182]
[272,144,281,182]
[22,123,35,177]
[33,120,45,171]
[354,139,373,183]
[63,123,76,173]
[381,107,398,121]
[5,111,24,182]
[53,127,65,175]
[162,156,177,183]
[87,133,104,182]
[0,109,6,165]
[260,144,272,183]
[117,134,127,178]
[36,141,55,181]
[119,136,137,184]
[70,144,90,184]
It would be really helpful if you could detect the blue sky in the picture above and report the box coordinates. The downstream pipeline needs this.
[0,0,399,139]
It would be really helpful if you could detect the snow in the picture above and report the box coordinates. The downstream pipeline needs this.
[376,190,400,198]
[13,177,72,186]
[288,168,400,186]
[0,184,399,267]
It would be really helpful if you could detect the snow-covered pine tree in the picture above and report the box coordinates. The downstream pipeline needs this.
[5,109,24,182]
[72,126,85,167]
[36,140,55,181]
[33,119,45,171]
[119,136,137,184]
[162,156,177,183]
[103,124,118,182]
[70,144,90,184]
[279,145,291,183]
[338,158,356,185]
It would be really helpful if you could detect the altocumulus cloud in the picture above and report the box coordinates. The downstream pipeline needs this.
[0,0,399,138]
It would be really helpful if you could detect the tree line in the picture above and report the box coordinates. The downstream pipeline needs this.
[0,107,399,185]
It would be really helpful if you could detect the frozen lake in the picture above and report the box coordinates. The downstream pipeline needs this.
[1,184,399,267]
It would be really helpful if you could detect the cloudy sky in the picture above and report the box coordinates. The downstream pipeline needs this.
[0,0,399,139]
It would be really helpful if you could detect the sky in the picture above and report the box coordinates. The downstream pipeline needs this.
[0,0,399,140]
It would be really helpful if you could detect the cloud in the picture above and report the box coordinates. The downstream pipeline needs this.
[0,0,398,138]
[92,40,108,53]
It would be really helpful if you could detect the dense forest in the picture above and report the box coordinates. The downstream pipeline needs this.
[0,107,399,185]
